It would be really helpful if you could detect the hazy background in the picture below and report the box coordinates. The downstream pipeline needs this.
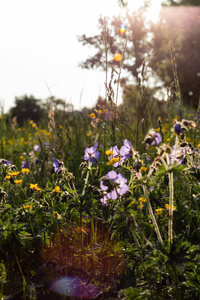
[0,0,161,113]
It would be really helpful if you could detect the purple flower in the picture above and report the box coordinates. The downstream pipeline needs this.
[44,142,51,148]
[108,145,121,167]
[120,139,133,161]
[144,129,161,145]
[84,146,100,163]
[100,170,128,200]
[146,155,152,163]
[102,106,114,121]
[174,123,182,135]
[21,160,31,168]
[33,144,40,151]
[151,133,161,145]
[0,159,11,166]
[53,158,62,172]
[169,145,192,165]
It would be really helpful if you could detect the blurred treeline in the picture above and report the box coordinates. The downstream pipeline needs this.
[5,0,200,130]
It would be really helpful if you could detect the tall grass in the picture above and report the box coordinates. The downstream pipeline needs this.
[0,34,200,300]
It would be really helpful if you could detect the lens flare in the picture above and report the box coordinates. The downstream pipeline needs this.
[114,53,122,62]
[120,23,126,33]
[49,276,101,298]
[74,227,90,233]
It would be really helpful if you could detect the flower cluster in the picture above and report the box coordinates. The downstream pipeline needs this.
[169,144,193,165]
[173,119,196,135]
[100,170,128,203]
[30,183,41,191]
[106,139,136,166]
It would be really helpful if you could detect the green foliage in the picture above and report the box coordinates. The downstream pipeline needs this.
[10,95,46,125]
[1,13,200,296]
[0,106,200,298]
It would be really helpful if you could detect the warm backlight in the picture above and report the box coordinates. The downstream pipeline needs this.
[114,53,122,62]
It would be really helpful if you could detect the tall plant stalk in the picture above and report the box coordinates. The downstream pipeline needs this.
[168,171,174,243]
[143,185,163,244]
[170,42,182,120]
[80,160,92,248]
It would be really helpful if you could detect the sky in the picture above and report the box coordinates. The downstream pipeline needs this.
[0,0,162,113]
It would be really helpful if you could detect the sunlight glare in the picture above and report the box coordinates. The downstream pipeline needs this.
[120,23,126,33]
[127,0,162,23]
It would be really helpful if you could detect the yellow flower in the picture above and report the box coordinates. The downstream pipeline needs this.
[140,166,147,173]
[21,168,30,175]
[90,113,96,119]
[32,124,36,128]
[138,197,146,203]
[54,186,61,193]
[23,205,31,210]
[165,204,176,211]
[29,120,33,125]
[137,204,144,209]
[53,212,62,219]
[15,179,23,185]
[30,183,41,191]
[105,149,113,156]
[155,208,163,216]
[107,157,120,165]
[5,175,11,180]
[8,171,20,177]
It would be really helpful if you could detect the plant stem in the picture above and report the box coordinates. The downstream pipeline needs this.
[129,225,154,299]
[143,185,163,244]
[81,161,91,196]
[168,171,174,243]
[80,160,91,248]
[15,256,27,300]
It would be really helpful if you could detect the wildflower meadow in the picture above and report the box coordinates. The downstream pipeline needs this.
[0,8,200,298]
[0,86,200,300]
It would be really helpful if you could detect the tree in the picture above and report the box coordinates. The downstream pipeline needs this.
[151,6,200,107]
[78,2,200,110]
[78,8,152,81]
[78,7,160,130]
[10,95,45,125]
[162,0,200,6]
